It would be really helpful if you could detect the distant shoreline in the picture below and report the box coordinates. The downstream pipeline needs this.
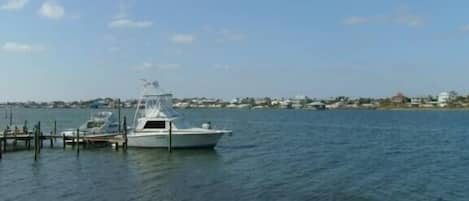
[377,107,469,111]
[5,107,469,112]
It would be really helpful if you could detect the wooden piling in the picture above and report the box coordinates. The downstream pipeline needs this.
[54,120,57,142]
[62,134,66,149]
[23,120,27,134]
[0,137,2,159]
[12,127,17,151]
[123,116,128,150]
[38,122,41,153]
[168,121,172,153]
[34,124,38,161]
[50,132,54,148]
[118,99,122,133]
[40,132,43,149]
[3,129,6,151]
[76,129,80,157]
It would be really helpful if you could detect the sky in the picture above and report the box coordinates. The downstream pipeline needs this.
[1,0,469,101]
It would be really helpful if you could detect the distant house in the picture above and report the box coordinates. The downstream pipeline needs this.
[254,97,271,106]
[438,91,457,107]
[410,98,422,107]
[292,95,310,105]
[279,100,292,109]
[391,92,408,104]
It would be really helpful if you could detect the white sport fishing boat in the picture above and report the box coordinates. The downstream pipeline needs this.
[127,80,231,148]
[61,111,120,137]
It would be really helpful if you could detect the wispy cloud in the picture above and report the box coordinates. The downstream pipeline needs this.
[217,29,245,42]
[107,46,120,53]
[342,16,369,25]
[108,19,153,28]
[137,62,180,71]
[213,64,232,70]
[342,7,425,28]
[114,0,128,19]
[0,0,28,11]
[171,34,194,44]
[70,14,81,20]
[108,0,152,29]
[395,13,424,28]
[38,1,64,20]
[1,42,44,53]
[459,24,469,32]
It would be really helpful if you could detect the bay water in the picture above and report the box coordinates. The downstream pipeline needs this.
[0,109,468,201]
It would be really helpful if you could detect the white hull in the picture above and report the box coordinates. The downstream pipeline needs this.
[127,131,226,148]
[61,130,119,137]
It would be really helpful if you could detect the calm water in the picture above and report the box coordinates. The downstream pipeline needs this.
[1,109,469,201]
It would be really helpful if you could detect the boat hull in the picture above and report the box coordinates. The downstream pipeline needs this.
[127,132,225,148]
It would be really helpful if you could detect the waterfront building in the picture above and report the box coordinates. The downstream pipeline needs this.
[410,98,422,107]
[292,95,311,105]
[279,100,292,109]
[391,92,408,104]
[254,97,272,106]
[438,91,457,107]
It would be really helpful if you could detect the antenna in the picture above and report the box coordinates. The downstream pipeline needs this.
[9,106,12,126]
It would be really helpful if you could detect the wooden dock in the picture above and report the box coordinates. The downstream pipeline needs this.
[0,117,129,160]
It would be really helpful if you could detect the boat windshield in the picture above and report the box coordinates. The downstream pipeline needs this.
[87,121,105,128]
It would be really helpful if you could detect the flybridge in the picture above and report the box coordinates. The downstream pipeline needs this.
[126,80,231,148]
[134,80,181,122]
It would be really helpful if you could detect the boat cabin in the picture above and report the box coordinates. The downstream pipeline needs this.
[135,117,190,132]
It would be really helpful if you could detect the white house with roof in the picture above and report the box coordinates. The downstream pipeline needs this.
[437,91,457,107]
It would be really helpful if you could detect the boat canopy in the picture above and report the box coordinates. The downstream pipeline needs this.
[137,80,181,119]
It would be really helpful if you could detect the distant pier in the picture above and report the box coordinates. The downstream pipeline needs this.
[0,118,129,160]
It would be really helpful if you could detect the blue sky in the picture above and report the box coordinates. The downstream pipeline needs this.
[1,0,469,101]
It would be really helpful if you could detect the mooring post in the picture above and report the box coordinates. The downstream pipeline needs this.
[0,138,2,159]
[50,131,54,148]
[34,124,38,161]
[3,129,7,152]
[62,134,66,149]
[0,136,3,159]
[123,116,128,150]
[76,129,80,157]
[24,120,30,150]
[54,120,57,142]
[23,120,27,134]
[0,129,3,159]
[38,122,42,153]
[40,132,43,149]
[168,121,172,153]
[118,99,122,133]
[12,126,17,151]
